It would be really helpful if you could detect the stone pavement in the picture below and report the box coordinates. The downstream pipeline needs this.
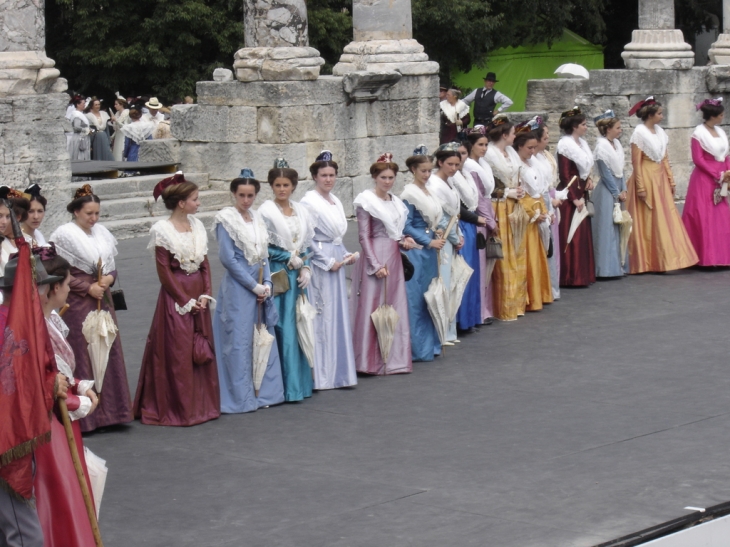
[84,222,730,547]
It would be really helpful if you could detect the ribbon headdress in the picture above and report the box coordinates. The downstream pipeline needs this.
[239,168,255,179]
[467,125,487,136]
[559,106,582,125]
[316,150,333,162]
[153,171,186,201]
[24,184,43,200]
[628,96,657,117]
[412,144,429,156]
[515,116,542,133]
[435,142,460,154]
[696,97,723,111]
[0,186,32,201]
[273,157,289,169]
[593,110,616,124]
[490,114,510,128]
[376,152,394,163]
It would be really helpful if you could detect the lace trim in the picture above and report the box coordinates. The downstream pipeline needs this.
[213,207,269,265]
[557,136,594,179]
[400,183,443,231]
[692,123,729,163]
[485,146,520,188]
[593,137,625,178]
[426,174,460,217]
[121,121,155,144]
[148,216,208,274]
[69,396,92,422]
[176,298,197,315]
[630,124,667,164]
[440,100,470,123]
[49,223,118,275]
[352,190,408,241]
[450,170,479,211]
[258,200,314,253]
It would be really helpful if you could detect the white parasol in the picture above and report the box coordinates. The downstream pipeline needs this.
[554,63,590,79]
[371,273,399,370]
[252,267,275,396]
[296,292,317,371]
[81,259,117,394]
[449,254,474,323]
[619,210,633,267]
[566,205,590,246]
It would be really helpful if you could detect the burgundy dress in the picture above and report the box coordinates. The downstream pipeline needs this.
[133,247,220,426]
[65,268,133,431]
[557,154,596,287]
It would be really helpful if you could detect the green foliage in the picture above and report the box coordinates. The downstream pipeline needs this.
[307,0,353,74]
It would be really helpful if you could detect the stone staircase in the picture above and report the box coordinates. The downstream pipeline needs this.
[92,172,228,239]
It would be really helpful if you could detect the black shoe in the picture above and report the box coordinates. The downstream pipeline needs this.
[482,317,494,326]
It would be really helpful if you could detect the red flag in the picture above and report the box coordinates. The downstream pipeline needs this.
[0,238,56,499]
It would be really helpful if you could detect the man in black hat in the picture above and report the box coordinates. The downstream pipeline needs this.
[462,72,513,127]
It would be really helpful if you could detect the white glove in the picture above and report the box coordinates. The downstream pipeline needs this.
[555,189,569,201]
[297,268,311,289]
[288,253,303,270]
[505,188,519,200]
[252,284,268,296]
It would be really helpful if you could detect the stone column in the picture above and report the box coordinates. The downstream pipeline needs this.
[332,0,438,76]
[708,0,730,64]
[621,0,694,69]
[234,0,324,81]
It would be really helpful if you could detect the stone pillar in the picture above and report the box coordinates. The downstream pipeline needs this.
[621,0,694,69]
[708,0,730,64]
[332,0,438,76]
[234,0,323,81]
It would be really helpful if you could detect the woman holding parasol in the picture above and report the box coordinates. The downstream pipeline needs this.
[133,173,220,426]
[212,171,284,413]
[350,153,416,375]
[556,107,596,287]
[50,186,132,432]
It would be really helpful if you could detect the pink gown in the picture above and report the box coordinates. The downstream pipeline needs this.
[349,208,412,375]
[682,138,730,266]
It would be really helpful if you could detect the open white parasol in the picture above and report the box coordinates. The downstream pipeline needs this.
[296,292,317,371]
[81,259,117,394]
[252,267,275,396]
[554,63,590,79]
[449,254,474,323]
[371,273,399,371]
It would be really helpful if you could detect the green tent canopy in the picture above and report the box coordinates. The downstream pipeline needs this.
[452,29,604,113]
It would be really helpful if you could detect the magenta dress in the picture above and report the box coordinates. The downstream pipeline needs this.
[682,138,730,266]
[350,208,412,375]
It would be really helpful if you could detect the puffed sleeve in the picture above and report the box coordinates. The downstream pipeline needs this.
[357,207,384,276]
[155,247,192,307]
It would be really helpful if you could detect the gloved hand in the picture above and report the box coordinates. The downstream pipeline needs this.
[288,253,303,270]
[252,284,268,296]
[555,189,569,201]
[297,267,312,289]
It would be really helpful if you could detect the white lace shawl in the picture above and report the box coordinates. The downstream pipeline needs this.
[86,111,110,131]
[530,153,557,194]
[427,173,460,218]
[593,137,625,178]
[50,222,118,275]
[485,145,520,188]
[440,100,470,124]
[148,215,208,274]
[449,170,479,212]
[472,157,496,196]
[258,200,314,253]
[400,183,443,231]
[557,135,595,179]
[121,121,155,144]
[692,123,729,163]
[300,190,348,245]
[213,207,269,265]
[519,161,547,198]
[353,189,408,241]
[630,123,668,164]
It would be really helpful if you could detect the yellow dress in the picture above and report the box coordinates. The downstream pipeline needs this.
[491,194,527,321]
[521,195,553,311]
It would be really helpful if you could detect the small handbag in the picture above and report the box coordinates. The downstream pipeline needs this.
[270,269,290,296]
[111,273,127,311]
[192,329,215,367]
[476,232,487,250]
[401,252,415,282]
[613,202,623,224]
[485,236,504,259]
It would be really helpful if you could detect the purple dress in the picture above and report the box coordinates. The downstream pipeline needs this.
[350,208,412,375]
[471,170,497,321]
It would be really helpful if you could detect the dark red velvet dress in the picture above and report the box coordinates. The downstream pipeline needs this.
[133,248,220,426]
[557,154,596,287]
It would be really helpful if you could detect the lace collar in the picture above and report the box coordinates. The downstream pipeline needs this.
[630,124,668,164]
[557,135,594,179]
[50,222,117,275]
[692,123,729,163]
[426,174,460,217]
[46,312,76,384]
[529,154,555,193]
[213,207,268,265]
[400,183,443,231]
[449,170,479,212]
[593,137,625,178]
[468,157,496,197]
[517,161,546,198]
[300,190,348,245]
[485,145,520,187]
[258,199,314,253]
[440,100,470,123]
[148,215,208,273]
[353,189,408,241]
[121,121,155,144]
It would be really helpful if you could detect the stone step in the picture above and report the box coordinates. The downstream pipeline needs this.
[89,172,210,201]
[104,211,219,240]
[99,190,231,222]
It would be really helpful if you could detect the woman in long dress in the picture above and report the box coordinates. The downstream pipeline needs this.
[121,108,154,162]
[682,99,730,266]
[213,171,284,413]
[427,145,464,342]
[440,89,470,144]
[34,251,99,547]
[300,152,359,389]
[556,107,596,287]
[462,129,498,323]
[259,161,314,401]
[592,111,629,277]
[67,97,90,161]
[513,129,553,311]
[626,97,698,273]
[351,153,417,374]
[85,97,114,161]
[50,185,132,431]
[401,148,445,362]
[484,116,527,320]
[531,125,564,300]
[111,98,131,162]
[133,174,220,426]
[21,184,48,246]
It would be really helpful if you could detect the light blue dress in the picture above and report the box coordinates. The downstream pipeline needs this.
[593,159,629,277]
[212,215,285,413]
[402,201,441,362]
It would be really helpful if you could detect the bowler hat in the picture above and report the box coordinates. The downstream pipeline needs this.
[484,72,498,82]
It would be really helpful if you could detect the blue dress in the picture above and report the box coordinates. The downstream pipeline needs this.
[402,202,441,362]
[212,221,285,413]
[593,159,629,277]
[456,216,482,330]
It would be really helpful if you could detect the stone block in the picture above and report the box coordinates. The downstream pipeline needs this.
[525,79,589,111]
[0,101,12,123]
[342,70,402,103]
[664,127,694,164]
[1,121,68,163]
[259,59,323,81]
[304,139,347,171]
[257,102,354,144]
[10,93,68,121]
[0,5,45,52]
[706,65,730,92]
[0,163,29,187]
[588,68,707,96]
[170,104,257,142]
[379,74,438,101]
[139,139,181,163]
[343,133,439,178]
[342,40,425,56]
[333,60,439,77]
[197,77,345,107]
[212,68,233,82]
[575,94,630,123]
[365,98,422,136]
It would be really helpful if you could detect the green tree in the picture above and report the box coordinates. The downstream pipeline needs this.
[308,0,353,74]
